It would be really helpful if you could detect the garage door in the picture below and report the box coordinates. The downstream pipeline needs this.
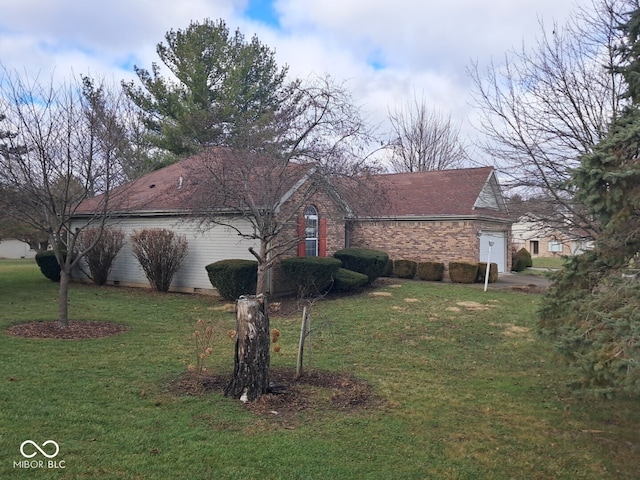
[479,231,507,273]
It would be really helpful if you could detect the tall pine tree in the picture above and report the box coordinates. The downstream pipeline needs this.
[123,18,289,157]
[539,6,640,396]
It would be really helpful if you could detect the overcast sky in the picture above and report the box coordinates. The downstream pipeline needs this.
[0,0,581,163]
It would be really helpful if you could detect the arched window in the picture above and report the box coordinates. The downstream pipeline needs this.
[304,205,319,257]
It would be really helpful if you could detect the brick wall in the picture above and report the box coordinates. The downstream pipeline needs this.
[348,218,511,271]
[270,187,347,294]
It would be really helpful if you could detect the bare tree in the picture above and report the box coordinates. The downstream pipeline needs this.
[186,76,385,401]
[387,94,468,172]
[191,75,383,296]
[0,67,130,327]
[469,0,631,238]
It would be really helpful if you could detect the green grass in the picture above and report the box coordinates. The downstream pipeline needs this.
[1,259,639,479]
[532,256,566,269]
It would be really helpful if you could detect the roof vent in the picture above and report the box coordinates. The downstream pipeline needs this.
[149,184,156,189]
[178,176,183,190]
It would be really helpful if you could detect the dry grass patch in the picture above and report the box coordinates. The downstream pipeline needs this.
[370,291,393,297]
[456,301,494,311]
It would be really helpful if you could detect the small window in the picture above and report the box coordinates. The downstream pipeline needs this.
[304,205,318,257]
[548,241,563,253]
[530,240,539,255]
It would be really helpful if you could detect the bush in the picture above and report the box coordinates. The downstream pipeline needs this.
[512,248,533,272]
[333,247,389,284]
[280,257,342,296]
[476,262,498,283]
[35,250,63,282]
[130,228,189,292]
[417,261,444,281]
[205,259,258,301]
[76,226,124,286]
[382,258,394,277]
[449,261,479,283]
[394,259,417,279]
[332,268,369,293]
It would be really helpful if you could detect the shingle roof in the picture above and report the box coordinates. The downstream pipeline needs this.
[75,149,314,215]
[374,166,508,218]
[76,150,507,220]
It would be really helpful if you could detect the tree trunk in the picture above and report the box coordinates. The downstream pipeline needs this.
[58,268,70,328]
[224,296,270,402]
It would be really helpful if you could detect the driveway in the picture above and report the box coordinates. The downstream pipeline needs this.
[493,271,553,289]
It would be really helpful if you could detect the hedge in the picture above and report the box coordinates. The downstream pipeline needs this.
[280,257,342,295]
[394,259,417,279]
[35,250,63,282]
[476,262,498,283]
[512,248,533,272]
[417,261,445,281]
[332,268,369,293]
[205,259,258,301]
[448,261,479,283]
[333,247,389,284]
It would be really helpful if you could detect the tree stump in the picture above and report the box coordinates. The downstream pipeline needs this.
[224,296,270,402]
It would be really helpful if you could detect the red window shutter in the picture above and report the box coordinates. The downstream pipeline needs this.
[297,216,305,257]
[319,218,327,257]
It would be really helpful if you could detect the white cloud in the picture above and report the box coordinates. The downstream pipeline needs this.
[0,0,579,158]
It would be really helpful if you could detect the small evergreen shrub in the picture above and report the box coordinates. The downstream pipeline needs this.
[332,268,369,293]
[280,257,342,296]
[382,258,394,277]
[417,261,444,281]
[512,248,532,272]
[333,247,389,284]
[448,261,479,283]
[35,250,63,282]
[476,262,498,283]
[205,259,258,301]
[393,259,417,279]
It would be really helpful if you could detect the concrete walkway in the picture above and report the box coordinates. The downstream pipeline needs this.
[493,271,553,289]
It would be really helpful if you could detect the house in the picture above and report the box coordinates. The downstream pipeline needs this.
[349,167,511,273]
[0,238,36,259]
[71,149,512,294]
[511,214,593,258]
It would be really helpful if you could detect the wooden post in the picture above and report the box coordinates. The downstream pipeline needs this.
[224,296,270,402]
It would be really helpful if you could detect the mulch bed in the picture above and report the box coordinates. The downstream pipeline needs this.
[168,367,382,420]
[5,321,127,339]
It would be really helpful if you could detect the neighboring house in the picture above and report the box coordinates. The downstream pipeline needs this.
[511,214,593,258]
[0,239,36,259]
[71,149,512,294]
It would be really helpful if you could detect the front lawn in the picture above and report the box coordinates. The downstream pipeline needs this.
[1,259,638,479]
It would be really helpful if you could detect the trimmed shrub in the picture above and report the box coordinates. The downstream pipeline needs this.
[205,259,258,301]
[76,226,124,286]
[417,261,444,281]
[394,259,417,279]
[382,258,394,277]
[332,268,369,293]
[449,261,479,283]
[476,262,499,283]
[512,248,533,272]
[130,228,189,292]
[35,250,63,282]
[280,257,342,296]
[333,247,389,284]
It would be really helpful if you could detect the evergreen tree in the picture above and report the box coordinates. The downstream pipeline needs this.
[123,18,289,157]
[539,6,640,396]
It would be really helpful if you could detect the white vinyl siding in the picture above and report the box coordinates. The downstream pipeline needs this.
[72,216,258,291]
